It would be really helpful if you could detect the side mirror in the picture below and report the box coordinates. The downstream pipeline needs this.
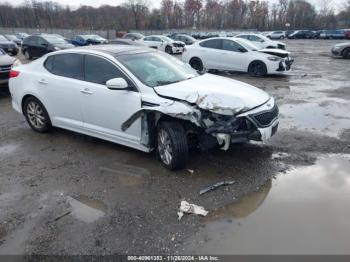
[238,47,247,53]
[106,78,129,90]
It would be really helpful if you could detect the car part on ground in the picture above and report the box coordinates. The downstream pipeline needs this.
[182,37,293,76]
[177,201,208,220]
[9,46,279,170]
[199,180,236,195]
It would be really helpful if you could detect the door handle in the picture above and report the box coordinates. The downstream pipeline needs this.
[38,79,48,85]
[80,88,93,95]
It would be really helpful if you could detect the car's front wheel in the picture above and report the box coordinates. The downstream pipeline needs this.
[23,97,52,133]
[248,61,267,77]
[189,57,204,72]
[165,46,173,54]
[342,48,350,59]
[156,121,189,170]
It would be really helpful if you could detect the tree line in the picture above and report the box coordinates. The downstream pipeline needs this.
[0,0,349,31]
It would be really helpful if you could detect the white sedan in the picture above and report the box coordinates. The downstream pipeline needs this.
[142,35,185,54]
[182,37,293,76]
[9,45,279,170]
[235,33,286,50]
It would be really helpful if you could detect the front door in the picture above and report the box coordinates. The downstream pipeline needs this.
[80,54,142,146]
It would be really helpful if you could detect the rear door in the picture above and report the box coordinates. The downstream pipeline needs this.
[40,53,84,129]
[220,39,249,72]
[198,39,223,69]
[36,37,49,57]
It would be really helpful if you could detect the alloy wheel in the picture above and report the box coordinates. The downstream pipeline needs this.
[26,101,46,129]
[157,129,173,165]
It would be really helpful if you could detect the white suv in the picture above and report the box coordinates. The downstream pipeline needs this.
[9,46,279,169]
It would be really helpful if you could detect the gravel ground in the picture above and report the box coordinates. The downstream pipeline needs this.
[0,39,350,255]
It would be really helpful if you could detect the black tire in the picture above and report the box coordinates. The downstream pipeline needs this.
[342,48,350,59]
[280,36,285,40]
[156,121,189,170]
[23,96,52,133]
[248,61,267,77]
[165,45,173,54]
[189,57,204,72]
[23,50,32,60]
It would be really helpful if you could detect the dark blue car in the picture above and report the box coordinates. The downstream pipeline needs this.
[70,35,108,46]
[320,30,345,39]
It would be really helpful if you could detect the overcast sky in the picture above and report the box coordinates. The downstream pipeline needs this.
[6,0,346,11]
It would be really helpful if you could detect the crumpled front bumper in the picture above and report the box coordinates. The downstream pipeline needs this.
[276,56,294,72]
[209,98,279,150]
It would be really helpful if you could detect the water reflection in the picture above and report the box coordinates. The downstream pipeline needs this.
[185,155,350,255]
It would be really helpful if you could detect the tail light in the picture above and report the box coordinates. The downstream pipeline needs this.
[9,70,20,78]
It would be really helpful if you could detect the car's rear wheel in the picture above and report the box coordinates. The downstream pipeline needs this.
[342,48,350,59]
[23,97,52,133]
[189,57,204,72]
[156,121,189,170]
[23,50,32,60]
[165,46,173,54]
[248,61,267,77]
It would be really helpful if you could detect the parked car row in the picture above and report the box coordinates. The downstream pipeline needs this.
[265,29,350,40]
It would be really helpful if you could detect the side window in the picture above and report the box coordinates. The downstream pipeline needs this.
[238,35,248,40]
[37,37,47,46]
[144,37,152,41]
[222,40,244,52]
[44,56,54,72]
[199,39,222,50]
[51,54,83,80]
[154,37,162,42]
[84,55,125,85]
[26,36,37,45]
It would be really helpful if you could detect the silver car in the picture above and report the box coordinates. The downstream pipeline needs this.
[331,43,350,59]
[0,48,20,85]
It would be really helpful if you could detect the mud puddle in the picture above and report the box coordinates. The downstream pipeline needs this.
[67,195,107,223]
[184,155,350,255]
[279,101,350,138]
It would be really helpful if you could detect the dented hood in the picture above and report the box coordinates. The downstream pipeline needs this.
[258,48,290,58]
[154,74,270,115]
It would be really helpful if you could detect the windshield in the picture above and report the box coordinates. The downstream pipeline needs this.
[234,38,260,51]
[5,35,16,40]
[118,51,198,87]
[42,35,68,44]
[0,35,8,41]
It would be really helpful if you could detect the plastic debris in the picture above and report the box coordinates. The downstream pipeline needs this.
[177,201,208,220]
[199,180,236,195]
[187,169,194,174]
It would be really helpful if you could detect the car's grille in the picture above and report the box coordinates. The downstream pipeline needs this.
[173,43,184,47]
[0,64,12,72]
[250,105,279,127]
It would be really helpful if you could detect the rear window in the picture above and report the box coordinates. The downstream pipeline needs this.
[199,39,222,49]
[45,54,83,80]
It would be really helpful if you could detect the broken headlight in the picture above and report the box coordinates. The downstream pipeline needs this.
[268,56,281,61]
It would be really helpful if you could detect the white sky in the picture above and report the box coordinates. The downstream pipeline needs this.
[5,0,347,11]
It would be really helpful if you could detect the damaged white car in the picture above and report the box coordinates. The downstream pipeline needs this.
[9,46,279,169]
[183,37,293,76]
